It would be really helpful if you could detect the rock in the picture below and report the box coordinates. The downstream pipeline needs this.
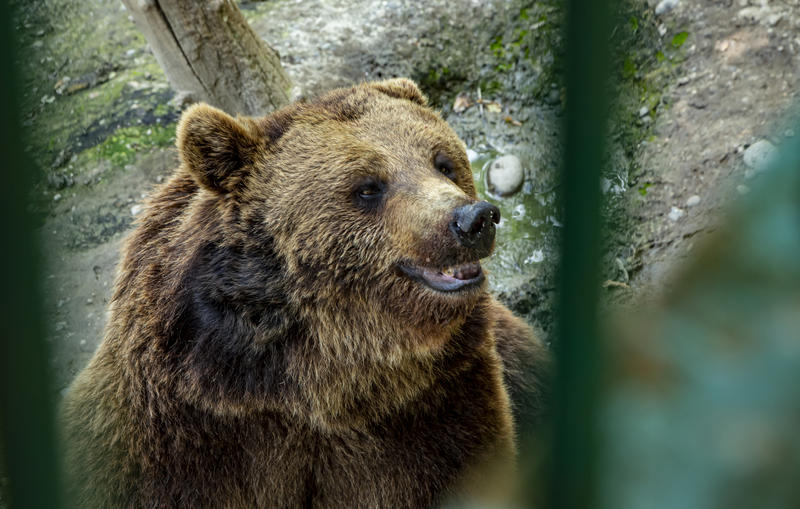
[638,106,650,118]
[131,204,143,216]
[738,6,784,27]
[53,193,62,202]
[487,155,524,196]
[54,76,71,94]
[742,139,777,171]
[465,149,478,163]
[47,172,74,190]
[126,80,146,91]
[525,249,544,264]
[668,206,685,221]
[686,195,701,207]
[601,178,624,195]
[655,0,679,16]
[737,184,750,195]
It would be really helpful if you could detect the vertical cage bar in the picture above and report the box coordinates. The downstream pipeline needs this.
[549,0,614,508]
[0,0,63,507]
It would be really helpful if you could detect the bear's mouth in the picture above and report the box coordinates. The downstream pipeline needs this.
[398,261,484,293]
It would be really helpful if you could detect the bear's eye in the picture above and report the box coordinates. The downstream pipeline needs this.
[354,178,386,210]
[434,152,457,182]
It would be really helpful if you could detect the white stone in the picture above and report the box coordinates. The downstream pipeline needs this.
[655,0,680,15]
[742,139,777,171]
[525,250,544,264]
[737,184,750,195]
[466,148,478,163]
[638,106,650,117]
[668,206,685,221]
[131,204,143,216]
[686,195,701,207]
[488,155,524,196]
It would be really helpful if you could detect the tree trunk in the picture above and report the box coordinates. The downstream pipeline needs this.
[121,0,290,116]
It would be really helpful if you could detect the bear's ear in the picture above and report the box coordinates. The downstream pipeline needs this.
[369,78,428,107]
[176,103,261,193]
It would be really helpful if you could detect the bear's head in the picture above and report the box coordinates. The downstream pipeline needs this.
[137,79,501,422]
[176,79,499,353]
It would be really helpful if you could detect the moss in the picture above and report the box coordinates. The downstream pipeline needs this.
[15,0,178,175]
[601,0,693,282]
[86,123,176,169]
[413,0,563,109]
[153,103,170,118]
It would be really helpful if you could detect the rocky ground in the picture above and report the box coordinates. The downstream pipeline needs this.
[10,0,800,428]
[621,0,800,295]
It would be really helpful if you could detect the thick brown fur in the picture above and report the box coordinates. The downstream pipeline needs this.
[60,78,549,508]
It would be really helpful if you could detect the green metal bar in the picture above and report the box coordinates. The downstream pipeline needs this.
[0,0,63,506]
[550,0,614,508]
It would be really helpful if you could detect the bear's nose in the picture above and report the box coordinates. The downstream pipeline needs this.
[449,201,501,250]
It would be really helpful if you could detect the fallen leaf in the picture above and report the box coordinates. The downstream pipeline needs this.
[453,93,471,113]
[485,101,502,113]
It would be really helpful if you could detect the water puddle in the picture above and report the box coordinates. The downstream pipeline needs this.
[470,150,560,293]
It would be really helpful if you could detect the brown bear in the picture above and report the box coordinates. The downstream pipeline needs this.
[60,78,549,508]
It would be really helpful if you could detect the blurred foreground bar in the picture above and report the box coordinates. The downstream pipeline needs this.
[600,134,800,509]
[545,0,614,509]
[0,0,63,507]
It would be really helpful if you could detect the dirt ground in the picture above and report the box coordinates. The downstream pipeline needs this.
[15,0,800,394]
[622,0,800,295]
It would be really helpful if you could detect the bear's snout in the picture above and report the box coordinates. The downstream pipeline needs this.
[449,201,500,253]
